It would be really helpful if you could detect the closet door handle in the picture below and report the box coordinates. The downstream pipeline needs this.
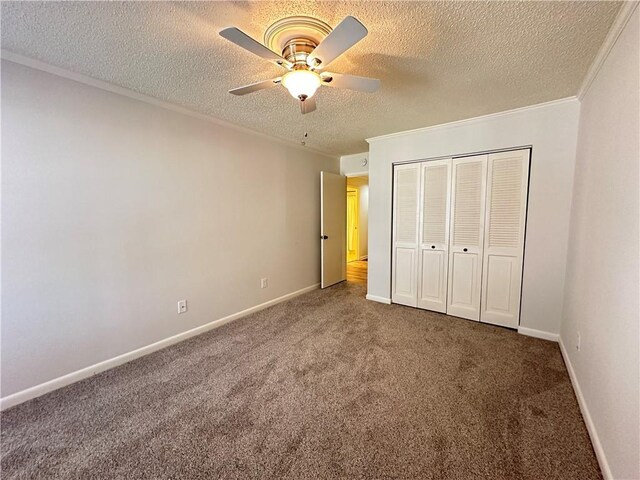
[321,235,329,240]
[431,245,435,249]
[463,248,468,252]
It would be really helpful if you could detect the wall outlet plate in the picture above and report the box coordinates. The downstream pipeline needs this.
[177,300,187,314]
[261,278,268,289]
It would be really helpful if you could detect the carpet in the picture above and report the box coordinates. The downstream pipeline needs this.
[1,283,600,479]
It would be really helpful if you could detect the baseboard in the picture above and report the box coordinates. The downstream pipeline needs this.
[0,283,320,411]
[359,255,368,261]
[517,326,559,342]
[366,294,391,305]
[558,338,612,480]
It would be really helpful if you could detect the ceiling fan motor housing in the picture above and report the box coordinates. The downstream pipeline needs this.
[264,16,332,69]
[282,39,317,67]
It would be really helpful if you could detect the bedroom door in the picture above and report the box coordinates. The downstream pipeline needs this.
[321,171,346,288]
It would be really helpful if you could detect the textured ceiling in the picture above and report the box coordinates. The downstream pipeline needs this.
[1,1,621,155]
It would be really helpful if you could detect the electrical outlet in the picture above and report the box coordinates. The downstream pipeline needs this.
[576,332,581,351]
[261,278,268,289]
[177,300,187,314]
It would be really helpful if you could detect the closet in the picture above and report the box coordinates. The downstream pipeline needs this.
[391,149,530,329]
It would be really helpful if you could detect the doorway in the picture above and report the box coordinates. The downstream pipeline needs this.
[347,187,359,262]
[346,176,368,285]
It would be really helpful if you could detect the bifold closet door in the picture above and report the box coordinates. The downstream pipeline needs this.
[417,160,451,313]
[480,150,530,328]
[392,163,420,307]
[447,156,487,321]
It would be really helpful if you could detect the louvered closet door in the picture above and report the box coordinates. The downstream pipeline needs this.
[392,163,420,307]
[447,156,487,321]
[481,150,530,328]
[417,160,451,312]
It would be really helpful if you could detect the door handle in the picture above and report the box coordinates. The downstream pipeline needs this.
[463,248,468,252]
[321,235,329,240]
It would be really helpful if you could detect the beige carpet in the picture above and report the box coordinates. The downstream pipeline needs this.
[1,283,600,479]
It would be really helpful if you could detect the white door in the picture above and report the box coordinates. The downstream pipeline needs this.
[392,163,420,307]
[447,155,487,321]
[480,149,530,328]
[321,171,346,288]
[417,159,451,313]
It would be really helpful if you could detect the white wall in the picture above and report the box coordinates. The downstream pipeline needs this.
[347,177,368,259]
[366,98,580,336]
[560,7,639,479]
[340,152,368,176]
[1,60,338,399]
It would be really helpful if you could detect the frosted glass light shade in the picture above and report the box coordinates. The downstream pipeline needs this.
[282,70,321,99]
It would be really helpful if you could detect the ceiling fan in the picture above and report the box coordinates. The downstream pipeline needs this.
[219,16,381,114]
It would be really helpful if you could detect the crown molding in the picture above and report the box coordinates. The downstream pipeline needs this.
[340,151,368,160]
[578,1,639,100]
[366,96,578,144]
[0,50,338,160]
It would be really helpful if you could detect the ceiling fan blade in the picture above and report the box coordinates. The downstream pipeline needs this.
[220,27,291,68]
[300,96,317,114]
[229,78,281,96]
[321,72,380,92]
[307,16,368,69]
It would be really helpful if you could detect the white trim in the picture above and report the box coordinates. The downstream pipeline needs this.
[0,50,337,160]
[559,338,612,480]
[366,294,391,304]
[517,326,559,342]
[0,283,320,411]
[359,255,368,261]
[366,97,578,143]
[340,152,368,161]
[345,171,369,177]
[578,1,639,100]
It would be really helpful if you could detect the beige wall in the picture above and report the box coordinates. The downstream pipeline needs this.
[560,7,639,479]
[1,60,338,398]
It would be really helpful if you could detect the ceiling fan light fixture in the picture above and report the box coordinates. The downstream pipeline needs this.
[281,70,321,100]
[221,16,379,114]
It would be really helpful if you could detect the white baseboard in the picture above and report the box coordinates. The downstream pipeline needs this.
[517,326,559,342]
[366,294,391,304]
[359,255,368,261]
[0,283,320,411]
[559,338,612,480]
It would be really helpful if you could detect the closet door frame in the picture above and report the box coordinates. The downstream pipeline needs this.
[389,146,531,330]
[391,163,421,307]
[446,155,488,321]
[416,159,452,313]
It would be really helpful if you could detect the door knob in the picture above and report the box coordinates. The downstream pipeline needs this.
[321,235,329,240]
[463,248,468,252]
[431,245,435,249]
